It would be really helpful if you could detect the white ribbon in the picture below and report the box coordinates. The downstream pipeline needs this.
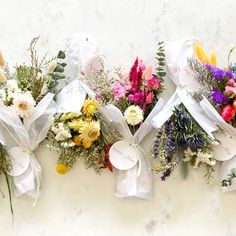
[0,93,56,206]
[152,40,220,162]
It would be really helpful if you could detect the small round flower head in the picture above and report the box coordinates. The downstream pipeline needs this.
[56,163,68,175]
[124,105,143,126]
[83,98,98,116]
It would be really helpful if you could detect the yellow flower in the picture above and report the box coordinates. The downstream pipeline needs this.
[0,50,5,67]
[83,99,98,115]
[79,121,100,142]
[194,43,217,66]
[209,52,217,66]
[56,164,68,175]
[72,135,82,146]
[82,140,92,149]
[60,112,79,121]
[68,118,85,130]
[194,43,209,64]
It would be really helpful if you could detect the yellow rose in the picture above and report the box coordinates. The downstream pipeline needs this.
[73,135,82,146]
[83,99,98,115]
[56,163,68,175]
[82,140,92,149]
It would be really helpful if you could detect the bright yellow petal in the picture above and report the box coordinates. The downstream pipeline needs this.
[194,43,209,64]
[209,52,217,66]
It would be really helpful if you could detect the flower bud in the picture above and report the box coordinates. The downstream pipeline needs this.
[48,60,57,73]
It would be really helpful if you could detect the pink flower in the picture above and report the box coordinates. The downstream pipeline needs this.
[139,60,146,71]
[146,92,154,104]
[224,79,236,98]
[143,65,153,81]
[128,92,145,104]
[147,75,161,90]
[111,83,126,101]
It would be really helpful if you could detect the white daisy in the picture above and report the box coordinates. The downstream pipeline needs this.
[124,105,143,126]
[12,91,36,118]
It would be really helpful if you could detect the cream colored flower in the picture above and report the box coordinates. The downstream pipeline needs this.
[48,60,57,73]
[0,50,5,67]
[12,91,36,118]
[53,122,72,141]
[6,79,18,91]
[124,105,143,125]
[0,69,7,82]
[79,121,100,142]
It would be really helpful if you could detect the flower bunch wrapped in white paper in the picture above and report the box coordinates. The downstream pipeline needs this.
[151,40,224,182]
[47,79,119,175]
[188,43,236,191]
[0,37,66,205]
[66,33,166,199]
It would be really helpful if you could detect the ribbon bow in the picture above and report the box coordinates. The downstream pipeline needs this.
[0,93,56,206]
[152,40,220,156]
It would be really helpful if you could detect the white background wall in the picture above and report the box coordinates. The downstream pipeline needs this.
[1,0,236,235]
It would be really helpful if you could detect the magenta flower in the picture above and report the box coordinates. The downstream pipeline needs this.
[111,83,126,101]
[129,57,145,93]
[148,75,161,90]
[128,92,145,104]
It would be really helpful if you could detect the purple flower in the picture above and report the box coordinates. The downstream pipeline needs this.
[211,89,229,104]
[225,70,234,80]
[205,64,234,80]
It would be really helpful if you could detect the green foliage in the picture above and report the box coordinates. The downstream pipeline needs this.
[15,36,67,103]
[0,144,13,217]
[156,41,166,83]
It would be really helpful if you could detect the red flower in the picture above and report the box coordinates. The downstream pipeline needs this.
[104,144,113,172]
[220,105,236,121]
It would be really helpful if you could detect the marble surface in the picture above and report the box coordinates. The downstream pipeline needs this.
[1,0,236,235]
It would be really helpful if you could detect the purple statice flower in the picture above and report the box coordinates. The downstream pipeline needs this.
[205,64,234,80]
[225,70,234,80]
[211,89,229,104]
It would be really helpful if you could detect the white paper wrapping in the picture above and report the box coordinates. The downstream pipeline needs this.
[0,93,56,205]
